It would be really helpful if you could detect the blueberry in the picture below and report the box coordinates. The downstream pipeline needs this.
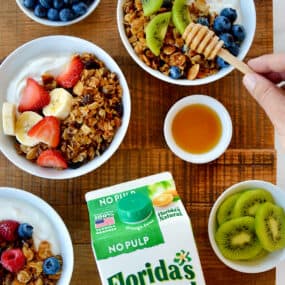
[197,17,209,27]
[47,8,59,20]
[228,42,240,56]
[64,0,79,5]
[39,0,53,9]
[72,2,88,16]
[34,4,47,18]
[169,66,182,79]
[231,24,246,43]
[59,8,75,21]
[220,8,237,23]
[217,56,229,68]
[22,0,36,9]
[43,257,61,275]
[213,16,231,34]
[53,0,64,9]
[219,33,234,49]
[18,223,33,239]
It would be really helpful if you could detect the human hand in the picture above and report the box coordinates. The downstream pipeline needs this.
[243,54,285,148]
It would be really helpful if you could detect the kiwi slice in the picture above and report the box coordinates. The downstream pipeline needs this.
[217,193,242,225]
[172,0,192,35]
[142,0,164,16]
[232,189,274,218]
[215,216,263,260]
[255,202,285,252]
[145,12,172,56]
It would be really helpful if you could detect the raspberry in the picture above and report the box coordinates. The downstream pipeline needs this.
[0,220,19,241]
[1,249,26,272]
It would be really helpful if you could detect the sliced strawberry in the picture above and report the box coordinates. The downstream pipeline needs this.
[18,78,50,112]
[1,249,25,272]
[28,116,60,148]
[37,150,68,169]
[0,220,19,242]
[56,55,84,88]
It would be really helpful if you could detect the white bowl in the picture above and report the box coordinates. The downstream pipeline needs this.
[163,95,232,163]
[117,0,256,86]
[16,0,101,27]
[208,180,285,273]
[0,187,73,284]
[0,36,131,179]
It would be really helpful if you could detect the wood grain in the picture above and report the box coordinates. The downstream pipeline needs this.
[0,1,274,285]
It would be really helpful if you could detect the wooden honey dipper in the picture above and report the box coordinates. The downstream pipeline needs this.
[182,22,253,74]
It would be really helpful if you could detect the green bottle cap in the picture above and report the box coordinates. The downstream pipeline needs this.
[117,192,153,224]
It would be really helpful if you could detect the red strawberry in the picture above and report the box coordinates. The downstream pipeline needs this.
[1,249,25,272]
[37,150,68,169]
[18,78,50,112]
[0,220,19,242]
[56,55,84,88]
[28,116,60,148]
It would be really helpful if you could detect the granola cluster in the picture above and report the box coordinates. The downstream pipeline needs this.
[122,0,219,79]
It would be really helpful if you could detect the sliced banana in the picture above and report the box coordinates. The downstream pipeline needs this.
[2,102,17,136]
[15,111,42,146]
[43,88,73,120]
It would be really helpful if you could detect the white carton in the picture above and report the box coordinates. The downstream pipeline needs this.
[85,172,205,285]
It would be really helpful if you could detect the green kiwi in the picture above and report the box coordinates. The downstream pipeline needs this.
[145,12,172,56]
[232,189,274,218]
[215,216,263,260]
[217,193,242,225]
[172,0,192,35]
[255,202,285,252]
[142,0,164,16]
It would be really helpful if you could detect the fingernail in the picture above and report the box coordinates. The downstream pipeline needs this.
[243,73,257,93]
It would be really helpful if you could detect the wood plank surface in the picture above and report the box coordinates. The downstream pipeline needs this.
[0,1,274,285]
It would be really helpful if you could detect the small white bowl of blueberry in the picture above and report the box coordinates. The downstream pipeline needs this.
[16,0,100,26]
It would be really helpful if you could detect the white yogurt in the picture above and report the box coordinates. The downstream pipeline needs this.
[0,197,61,255]
[6,55,71,104]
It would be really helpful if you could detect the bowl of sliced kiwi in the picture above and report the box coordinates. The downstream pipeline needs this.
[208,180,285,273]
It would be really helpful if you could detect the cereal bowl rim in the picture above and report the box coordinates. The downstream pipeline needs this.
[163,94,232,163]
[0,35,131,179]
[208,180,285,273]
[15,0,101,27]
[0,186,74,284]
[117,0,256,86]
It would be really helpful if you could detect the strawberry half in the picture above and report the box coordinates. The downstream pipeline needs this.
[37,150,68,169]
[56,55,84,88]
[0,220,19,242]
[28,116,60,148]
[1,249,25,272]
[18,78,50,112]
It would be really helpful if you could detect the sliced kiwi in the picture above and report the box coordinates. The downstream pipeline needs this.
[232,189,274,218]
[255,202,285,252]
[215,216,263,260]
[145,12,172,56]
[172,0,192,35]
[217,193,242,225]
[142,0,164,16]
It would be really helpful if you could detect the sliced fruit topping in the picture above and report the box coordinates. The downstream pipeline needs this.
[0,220,19,242]
[1,249,25,273]
[37,149,68,169]
[146,12,172,56]
[15,111,43,147]
[2,102,16,136]
[43,88,73,120]
[172,0,192,35]
[28,116,60,148]
[18,78,50,113]
[56,55,84,88]
[142,0,163,16]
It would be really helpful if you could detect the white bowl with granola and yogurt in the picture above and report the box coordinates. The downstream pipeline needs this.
[117,0,256,85]
[0,36,131,179]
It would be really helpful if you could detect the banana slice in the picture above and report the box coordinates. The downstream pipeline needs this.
[43,88,73,120]
[2,102,17,136]
[15,111,42,146]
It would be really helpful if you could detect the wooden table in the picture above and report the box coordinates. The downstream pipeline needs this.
[0,1,275,284]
